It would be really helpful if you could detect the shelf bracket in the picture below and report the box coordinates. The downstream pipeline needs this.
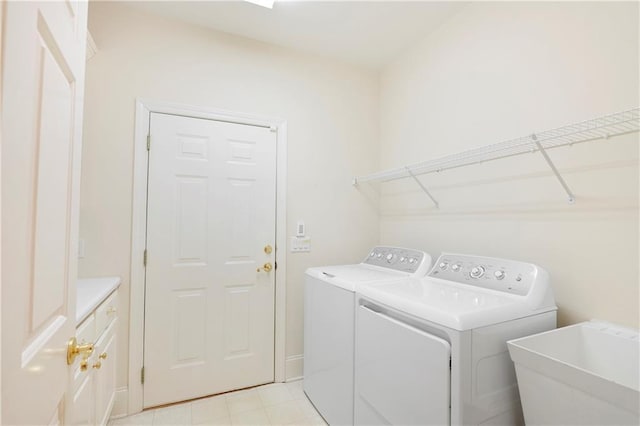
[405,167,439,208]
[532,134,575,204]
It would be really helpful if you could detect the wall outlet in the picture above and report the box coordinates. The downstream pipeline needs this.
[290,236,311,253]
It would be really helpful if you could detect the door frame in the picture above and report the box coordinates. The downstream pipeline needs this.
[128,98,288,415]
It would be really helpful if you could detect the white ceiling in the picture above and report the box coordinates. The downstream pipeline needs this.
[129,1,467,69]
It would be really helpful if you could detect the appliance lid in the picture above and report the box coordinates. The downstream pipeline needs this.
[357,277,557,331]
[306,264,411,292]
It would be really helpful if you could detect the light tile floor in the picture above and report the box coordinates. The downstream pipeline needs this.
[109,381,327,426]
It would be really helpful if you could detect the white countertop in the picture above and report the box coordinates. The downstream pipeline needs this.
[76,276,121,324]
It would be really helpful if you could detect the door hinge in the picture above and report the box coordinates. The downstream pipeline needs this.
[141,366,145,384]
[146,134,151,151]
[449,357,452,370]
[274,261,278,270]
[143,249,147,267]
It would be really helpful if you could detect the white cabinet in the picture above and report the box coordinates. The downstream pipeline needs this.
[95,320,117,425]
[68,289,118,425]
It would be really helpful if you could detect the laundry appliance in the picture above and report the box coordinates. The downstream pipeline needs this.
[303,246,432,426]
[355,253,557,425]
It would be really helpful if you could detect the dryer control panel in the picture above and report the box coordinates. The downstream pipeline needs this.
[364,246,430,275]
[429,253,546,296]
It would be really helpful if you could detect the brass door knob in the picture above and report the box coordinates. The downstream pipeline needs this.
[264,245,273,254]
[257,262,273,273]
[67,337,94,365]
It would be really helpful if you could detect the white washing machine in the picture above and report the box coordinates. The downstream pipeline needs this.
[355,253,557,426]
[303,247,432,426]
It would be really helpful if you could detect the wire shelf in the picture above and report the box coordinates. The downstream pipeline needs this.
[354,108,640,185]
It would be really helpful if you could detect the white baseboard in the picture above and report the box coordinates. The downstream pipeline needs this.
[285,354,304,381]
[110,387,129,419]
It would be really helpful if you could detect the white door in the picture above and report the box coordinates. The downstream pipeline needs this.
[1,1,87,424]
[144,113,277,407]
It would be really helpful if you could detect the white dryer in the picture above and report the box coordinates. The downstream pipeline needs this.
[355,253,557,426]
[303,247,432,426]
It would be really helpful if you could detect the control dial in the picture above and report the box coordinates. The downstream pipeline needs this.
[494,270,506,280]
[470,266,485,278]
[452,264,461,272]
[439,262,448,270]
[386,253,395,263]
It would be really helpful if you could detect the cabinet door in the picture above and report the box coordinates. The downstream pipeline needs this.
[69,368,95,425]
[68,316,96,425]
[94,320,117,425]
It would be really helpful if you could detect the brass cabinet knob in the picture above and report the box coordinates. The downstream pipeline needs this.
[264,245,273,254]
[257,262,273,273]
[67,337,95,365]
[93,360,102,369]
[99,352,108,360]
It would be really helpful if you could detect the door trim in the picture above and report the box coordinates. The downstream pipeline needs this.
[128,98,288,416]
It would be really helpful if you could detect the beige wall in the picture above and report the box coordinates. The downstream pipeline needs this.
[82,0,640,410]
[377,2,639,328]
[79,2,379,396]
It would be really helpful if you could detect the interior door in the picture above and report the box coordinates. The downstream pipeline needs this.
[144,112,277,407]
[1,1,87,424]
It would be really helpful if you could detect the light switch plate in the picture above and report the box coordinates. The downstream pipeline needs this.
[290,236,311,253]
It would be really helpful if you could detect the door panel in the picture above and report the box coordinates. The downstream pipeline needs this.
[1,1,87,424]
[144,113,277,407]
[175,177,208,263]
[31,27,75,331]
[173,289,206,365]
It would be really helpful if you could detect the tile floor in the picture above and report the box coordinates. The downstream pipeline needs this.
[109,380,327,426]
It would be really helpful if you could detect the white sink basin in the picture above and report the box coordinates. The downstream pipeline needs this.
[508,320,639,425]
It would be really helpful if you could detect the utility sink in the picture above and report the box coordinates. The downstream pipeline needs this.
[508,320,639,425]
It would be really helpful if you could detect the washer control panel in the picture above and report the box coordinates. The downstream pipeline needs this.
[429,253,540,296]
[364,246,429,275]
